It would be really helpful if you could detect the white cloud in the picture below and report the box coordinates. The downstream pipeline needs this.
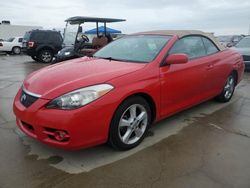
[0,0,249,35]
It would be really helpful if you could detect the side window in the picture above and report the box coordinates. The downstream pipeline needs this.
[18,38,23,43]
[48,33,62,43]
[33,32,46,41]
[57,34,63,43]
[48,33,55,42]
[169,36,206,59]
[202,37,219,55]
[55,33,62,43]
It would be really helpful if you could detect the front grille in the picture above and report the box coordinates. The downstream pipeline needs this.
[243,55,250,61]
[20,89,39,108]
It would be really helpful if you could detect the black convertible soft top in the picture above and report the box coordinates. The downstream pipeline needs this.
[65,16,126,24]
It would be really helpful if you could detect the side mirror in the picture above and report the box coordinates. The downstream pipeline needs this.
[166,53,188,65]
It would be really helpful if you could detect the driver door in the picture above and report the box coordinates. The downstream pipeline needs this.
[160,36,211,117]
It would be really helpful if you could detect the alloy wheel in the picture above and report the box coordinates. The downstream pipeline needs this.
[224,75,235,100]
[118,104,148,145]
[41,51,52,63]
[13,47,21,54]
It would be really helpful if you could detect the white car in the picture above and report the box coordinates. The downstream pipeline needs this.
[0,37,23,54]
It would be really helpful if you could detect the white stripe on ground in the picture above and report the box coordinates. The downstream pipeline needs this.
[209,123,224,130]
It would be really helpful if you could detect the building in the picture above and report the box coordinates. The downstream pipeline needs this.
[0,21,42,40]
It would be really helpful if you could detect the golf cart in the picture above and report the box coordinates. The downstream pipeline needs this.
[53,16,125,63]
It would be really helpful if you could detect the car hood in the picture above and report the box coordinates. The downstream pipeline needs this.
[233,47,250,56]
[23,57,146,99]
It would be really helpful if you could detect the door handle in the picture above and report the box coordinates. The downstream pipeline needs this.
[206,64,214,70]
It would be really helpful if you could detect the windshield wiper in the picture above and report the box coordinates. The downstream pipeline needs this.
[93,56,124,62]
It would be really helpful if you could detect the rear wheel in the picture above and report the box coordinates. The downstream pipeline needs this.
[12,47,21,55]
[38,49,53,63]
[109,96,151,150]
[216,73,236,102]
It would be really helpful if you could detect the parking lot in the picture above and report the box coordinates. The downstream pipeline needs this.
[1,54,250,188]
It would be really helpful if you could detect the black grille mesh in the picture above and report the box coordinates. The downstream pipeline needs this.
[20,90,39,108]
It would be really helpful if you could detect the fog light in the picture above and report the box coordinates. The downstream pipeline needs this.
[43,128,70,142]
[54,130,69,141]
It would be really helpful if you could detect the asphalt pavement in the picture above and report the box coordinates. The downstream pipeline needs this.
[1,55,250,188]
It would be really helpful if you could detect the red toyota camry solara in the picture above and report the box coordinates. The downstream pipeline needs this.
[13,30,245,150]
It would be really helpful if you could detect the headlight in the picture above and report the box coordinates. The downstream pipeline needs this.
[64,51,71,56]
[46,84,114,110]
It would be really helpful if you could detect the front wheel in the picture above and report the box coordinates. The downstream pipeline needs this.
[109,96,151,150]
[215,73,236,102]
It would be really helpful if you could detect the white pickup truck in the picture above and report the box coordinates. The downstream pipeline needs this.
[0,36,23,54]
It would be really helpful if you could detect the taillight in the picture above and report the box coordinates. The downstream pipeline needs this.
[0,43,3,47]
[28,41,34,48]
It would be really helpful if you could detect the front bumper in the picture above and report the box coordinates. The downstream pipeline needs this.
[13,88,116,150]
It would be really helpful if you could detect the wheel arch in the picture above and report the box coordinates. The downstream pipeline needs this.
[108,92,157,150]
[12,46,21,49]
[118,92,157,124]
[12,46,21,51]
[231,70,238,85]
[37,45,55,54]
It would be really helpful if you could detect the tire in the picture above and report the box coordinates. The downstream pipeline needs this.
[109,96,151,150]
[38,49,53,63]
[12,47,21,55]
[215,73,236,103]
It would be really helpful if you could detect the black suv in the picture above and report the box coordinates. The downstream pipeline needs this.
[22,30,63,63]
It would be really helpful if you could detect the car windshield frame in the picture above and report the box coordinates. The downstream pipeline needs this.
[63,23,80,46]
[23,32,31,40]
[94,35,172,63]
[63,16,126,47]
[235,37,250,48]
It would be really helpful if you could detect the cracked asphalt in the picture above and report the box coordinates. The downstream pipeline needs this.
[1,55,250,188]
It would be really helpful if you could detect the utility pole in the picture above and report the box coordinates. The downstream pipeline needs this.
[249,24,250,35]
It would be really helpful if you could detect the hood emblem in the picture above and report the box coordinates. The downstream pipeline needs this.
[21,93,27,102]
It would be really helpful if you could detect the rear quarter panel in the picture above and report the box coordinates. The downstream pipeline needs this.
[0,42,16,51]
[211,48,244,93]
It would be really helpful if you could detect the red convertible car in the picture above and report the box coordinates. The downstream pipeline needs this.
[13,30,245,150]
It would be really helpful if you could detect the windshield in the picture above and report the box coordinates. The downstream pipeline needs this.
[217,36,232,42]
[235,37,250,48]
[94,35,171,63]
[63,24,79,46]
[6,37,14,42]
[23,32,31,40]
